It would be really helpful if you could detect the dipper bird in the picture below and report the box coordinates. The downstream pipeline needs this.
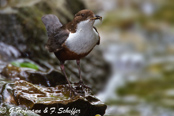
[41,9,102,94]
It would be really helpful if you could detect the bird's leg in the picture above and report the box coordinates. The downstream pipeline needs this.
[60,61,78,97]
[76,60,83,84]
[76,60,91,90]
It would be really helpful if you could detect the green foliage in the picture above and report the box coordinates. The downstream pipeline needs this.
[11,61,39,70]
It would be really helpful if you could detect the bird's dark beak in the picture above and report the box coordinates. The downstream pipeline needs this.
[91,15,102,21]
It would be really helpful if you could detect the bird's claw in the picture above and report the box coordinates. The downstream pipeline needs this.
[78,81,91,91]
[67,86,80,97]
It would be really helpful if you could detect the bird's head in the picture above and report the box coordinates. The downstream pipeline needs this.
[73,9,102,25]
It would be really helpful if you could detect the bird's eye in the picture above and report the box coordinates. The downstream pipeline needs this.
[81,14,85,17]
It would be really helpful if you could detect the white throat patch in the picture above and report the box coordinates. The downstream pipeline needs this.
[65,19,99,54]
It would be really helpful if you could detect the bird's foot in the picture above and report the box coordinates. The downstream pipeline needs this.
[67,85,80,97]
[78,81,91,93]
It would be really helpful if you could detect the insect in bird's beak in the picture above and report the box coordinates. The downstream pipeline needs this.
[90,15,102,21]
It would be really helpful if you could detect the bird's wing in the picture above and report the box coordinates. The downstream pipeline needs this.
[41,14,69,52]
[93,26,100,45]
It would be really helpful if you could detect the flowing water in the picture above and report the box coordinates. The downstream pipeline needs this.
[96,27,174,116]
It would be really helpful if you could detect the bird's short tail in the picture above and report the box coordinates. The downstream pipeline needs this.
[41,14,62,36]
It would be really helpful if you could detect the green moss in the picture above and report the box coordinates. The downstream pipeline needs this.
[15,6,52,60]
[11,61,39,70]
[17,6,45,31]
[152,6,174,24]
[65,0,86,14]
[117,73,174,104]
[101,11,124,29]
[106,99,138,106]
[100,9,139,30]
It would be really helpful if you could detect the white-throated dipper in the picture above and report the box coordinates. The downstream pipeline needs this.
[41,9,102,95]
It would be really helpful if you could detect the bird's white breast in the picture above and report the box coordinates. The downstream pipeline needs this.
[65,20,99,54]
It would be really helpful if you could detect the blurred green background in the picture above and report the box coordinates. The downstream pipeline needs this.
[1,0,174,116]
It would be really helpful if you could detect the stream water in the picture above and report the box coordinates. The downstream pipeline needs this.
[96,27,174,116]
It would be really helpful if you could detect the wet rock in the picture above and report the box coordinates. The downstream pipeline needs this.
[0,42,21,61]
[1,83,16,105]
[0,74,12,100]
[2,59,110,94]
[1,80,107,116]
[1,64,67,87]
[0,60,7,73]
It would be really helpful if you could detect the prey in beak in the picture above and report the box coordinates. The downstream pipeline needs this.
[90,15,102,21]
